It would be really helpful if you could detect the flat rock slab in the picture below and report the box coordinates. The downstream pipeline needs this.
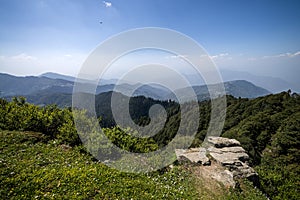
[207,146,246,154]
[207,136,241,148]
[209,152,249,165]
[175,148,210,165]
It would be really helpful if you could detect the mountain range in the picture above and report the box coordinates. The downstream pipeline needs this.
[184,69,298,93]
[0,72,272,106]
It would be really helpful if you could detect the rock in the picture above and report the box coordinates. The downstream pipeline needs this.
[209,152,249,165]
[207,136,241,148]
[175,148,210,165]
[232,162,258,179]
[212,169,236,188]
[210,168,236,188]
[175,136,259,188]
[195,162,237,188]
[199,147,211,166]
[208,145,249,166]
[207,146,246,154]
[207,137,255,180]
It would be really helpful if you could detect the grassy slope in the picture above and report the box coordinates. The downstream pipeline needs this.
[0,131,199,199]
[0,131,266,199]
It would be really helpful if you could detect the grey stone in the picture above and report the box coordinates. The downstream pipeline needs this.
[233,162,258,179]
[207,146,246,154]
[175,148,210,165]
[207,136,241,148]
[211,169,236,188]
[175,137,258,188]
[209,152,249,165]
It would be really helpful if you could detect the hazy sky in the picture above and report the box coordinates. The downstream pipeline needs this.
[0,0,299,86]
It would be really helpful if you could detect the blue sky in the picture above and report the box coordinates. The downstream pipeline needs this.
[0,0,299,86]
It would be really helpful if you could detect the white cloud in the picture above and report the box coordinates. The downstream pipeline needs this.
[210,53,229,60]
[167,53,232,60]
[165,54,188,59]
[103,1,112,8]
[292,51,300,57]
[262,51,300,59]
[64,54,72,58]
[11,53,37,62]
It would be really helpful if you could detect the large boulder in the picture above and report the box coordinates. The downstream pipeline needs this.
[175,148,210,166]
[175,136,258,188]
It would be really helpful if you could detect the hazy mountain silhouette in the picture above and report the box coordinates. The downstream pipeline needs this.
[1,73,271,104]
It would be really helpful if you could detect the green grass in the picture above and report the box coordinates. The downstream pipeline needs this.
[0,130,267,199]
[0,130,199,199]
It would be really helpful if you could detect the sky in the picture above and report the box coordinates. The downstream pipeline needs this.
[0,0,299,87]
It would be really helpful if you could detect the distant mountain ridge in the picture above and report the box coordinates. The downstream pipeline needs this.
[219,70,297,93]
[0,73,73,97]
[41,71,298,93]
[1,72,271,105]
[40,72,76,82]
[40,72,118,85]
[167,80,270,102]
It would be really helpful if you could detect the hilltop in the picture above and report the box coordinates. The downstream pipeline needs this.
[0,91,299,199]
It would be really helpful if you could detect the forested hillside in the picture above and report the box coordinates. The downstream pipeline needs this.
[0,91,299,199]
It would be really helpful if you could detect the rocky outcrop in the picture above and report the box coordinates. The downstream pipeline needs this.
[175,148,210,166]
[207,137,241,148]
[175,136,258,188]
